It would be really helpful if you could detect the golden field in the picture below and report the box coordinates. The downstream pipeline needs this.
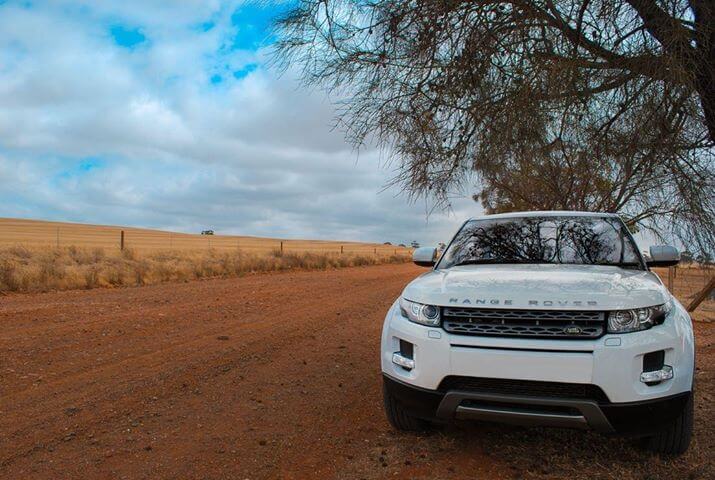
[1,218,711,309]
[0,218,413,293]
[0,218,412,256]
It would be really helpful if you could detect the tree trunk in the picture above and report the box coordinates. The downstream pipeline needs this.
[696,60,715,142]
[692,0,715,141]
[630,0,714,141]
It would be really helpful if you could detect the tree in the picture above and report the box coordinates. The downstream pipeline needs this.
[696,252,713,265]
[275,0,715,255]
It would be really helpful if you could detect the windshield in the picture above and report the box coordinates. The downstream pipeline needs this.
[437,216,643,269]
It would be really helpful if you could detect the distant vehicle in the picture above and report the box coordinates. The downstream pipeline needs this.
[201,230,214,235]
[410,241,420,249]
[383,211,693,455]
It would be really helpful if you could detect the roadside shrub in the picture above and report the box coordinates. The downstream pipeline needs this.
[0,246,410,294]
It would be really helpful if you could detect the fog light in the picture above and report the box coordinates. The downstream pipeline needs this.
[640,365,673,384]
[392,352,415,371]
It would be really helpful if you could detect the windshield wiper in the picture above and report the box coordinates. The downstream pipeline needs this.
[593,261,641,267]
[453,259,547,266]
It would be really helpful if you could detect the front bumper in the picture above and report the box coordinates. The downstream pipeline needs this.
[381,300,695,404]
[383,374,692,435]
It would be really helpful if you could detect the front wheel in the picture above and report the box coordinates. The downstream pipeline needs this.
[383,386,431,432]
[644,393,694,455]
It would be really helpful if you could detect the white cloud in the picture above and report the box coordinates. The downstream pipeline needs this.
[0,1,477,245]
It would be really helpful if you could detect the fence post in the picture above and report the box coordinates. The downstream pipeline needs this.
[687,276,715,312]
[120,230,125,251]
[340,245,343,254]
[280,241,283,253]
[374,247,377,255]
[56,227,60,248]
[667,266,674,291]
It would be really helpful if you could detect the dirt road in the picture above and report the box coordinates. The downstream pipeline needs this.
[1,264,713,479]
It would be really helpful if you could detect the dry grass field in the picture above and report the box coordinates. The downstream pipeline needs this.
[0,246,410,293]
[0,218,412,256]
[1,218,711,298]
[0,218,413,293]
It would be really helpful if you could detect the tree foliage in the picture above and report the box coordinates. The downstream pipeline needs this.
[274,0,715,254]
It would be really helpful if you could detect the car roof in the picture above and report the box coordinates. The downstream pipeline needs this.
[468,210,620,221]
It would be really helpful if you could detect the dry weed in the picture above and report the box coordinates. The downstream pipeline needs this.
[0,246,410,293]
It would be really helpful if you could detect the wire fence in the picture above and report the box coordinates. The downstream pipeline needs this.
[3,220,711,298]
[652,265,715,306]
[652,265,713,295]
[0,219,413,257]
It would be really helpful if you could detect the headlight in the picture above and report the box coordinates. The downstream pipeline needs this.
[607,301,672,333]
[399,297,441,326]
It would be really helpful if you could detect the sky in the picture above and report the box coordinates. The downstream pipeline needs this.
[0,0,478,246]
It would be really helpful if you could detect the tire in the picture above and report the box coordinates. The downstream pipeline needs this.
[383,385,431,432]
[645,393,694,455]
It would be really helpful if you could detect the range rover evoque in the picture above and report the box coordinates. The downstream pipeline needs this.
[381,211,694,455]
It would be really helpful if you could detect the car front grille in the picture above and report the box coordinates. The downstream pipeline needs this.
[438,376,610,403]
[442,307,605,339]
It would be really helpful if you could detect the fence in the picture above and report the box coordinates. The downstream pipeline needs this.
[3,219,711,296]
[652,266,714,312]
[0,218,413,257]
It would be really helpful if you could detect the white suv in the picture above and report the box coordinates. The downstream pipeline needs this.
[381,211,694,455]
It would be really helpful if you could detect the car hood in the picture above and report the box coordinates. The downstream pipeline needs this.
[402,264,668,310]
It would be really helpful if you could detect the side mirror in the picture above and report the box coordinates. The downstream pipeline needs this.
[412,247,437,267]
[648,245,680,267]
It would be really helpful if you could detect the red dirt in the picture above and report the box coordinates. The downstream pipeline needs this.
[1,264,713,479]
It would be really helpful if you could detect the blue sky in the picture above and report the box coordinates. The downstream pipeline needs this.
[0,0,477,244]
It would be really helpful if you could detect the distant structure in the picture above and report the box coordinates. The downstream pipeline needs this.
[201,230,215,235]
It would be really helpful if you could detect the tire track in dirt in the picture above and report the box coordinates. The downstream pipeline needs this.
[2,265,468,479]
